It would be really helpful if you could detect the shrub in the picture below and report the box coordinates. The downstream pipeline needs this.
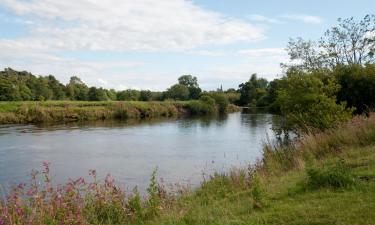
[305,159,355,189]
[207,93,229,113]
[250,173,264,209]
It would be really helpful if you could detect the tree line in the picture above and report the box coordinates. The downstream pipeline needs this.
[0,70,206,102]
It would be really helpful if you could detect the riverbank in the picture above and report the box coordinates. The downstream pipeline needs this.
[0,114,374,224]
[0,101,241,124]
[147,114,375,225]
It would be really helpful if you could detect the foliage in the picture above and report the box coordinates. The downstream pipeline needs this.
[139,90,153,101]
[88,87,109,101]
[0,100,240,124]
[165,84,190,100]
[284,14,375,71]
[305,159,355,189]
[238,74,269,107]
[275,70,353,133]
[334,64,375,114]
[205,93,229,113]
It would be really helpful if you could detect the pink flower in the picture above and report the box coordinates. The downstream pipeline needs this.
[16,207,23,216]
[105,174,114,187]
[89,169,97,178]
[26,188,35,196]
[17,183,25,190]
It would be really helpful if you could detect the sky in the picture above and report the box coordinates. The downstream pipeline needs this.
[0,0,373,91]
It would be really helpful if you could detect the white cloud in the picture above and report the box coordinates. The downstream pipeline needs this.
[247,14,322,25]
[280,14,323,24]
[238,48,286,58]
[247,14,282,24]
[1,0,264,52]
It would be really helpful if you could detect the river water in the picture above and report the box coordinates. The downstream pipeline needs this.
[0,112,275,192]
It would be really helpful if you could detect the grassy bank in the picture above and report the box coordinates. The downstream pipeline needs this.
[0,101,241,124]
[1,115,374,224]
[146,113,375,225]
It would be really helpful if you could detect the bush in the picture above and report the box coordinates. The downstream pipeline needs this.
[207,93,229,113]
[276,71,353,133]
[306,159,355,189]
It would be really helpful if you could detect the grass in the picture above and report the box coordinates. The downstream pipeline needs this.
[0,114,374,224]
[143,113,375,225]
[0,101,241,124]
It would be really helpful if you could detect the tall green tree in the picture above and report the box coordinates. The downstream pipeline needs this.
[178,75,201,99]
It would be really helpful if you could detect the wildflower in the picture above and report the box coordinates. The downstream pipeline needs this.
[16,207,23,216]
[26,188,35,196]
[17,183,25,190]
[89,169,96,177]
[105,174,114,187]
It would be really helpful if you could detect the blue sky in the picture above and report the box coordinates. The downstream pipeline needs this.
[0,0,373,90]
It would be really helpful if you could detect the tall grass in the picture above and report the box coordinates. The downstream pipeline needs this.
[0,101,241,124]
[261,113,375,175]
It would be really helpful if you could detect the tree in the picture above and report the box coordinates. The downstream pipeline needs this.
[66,76,89,100]
[117,89,140,101]
[276,71,353,133]
[178,75,201,99]
[165,84,190,100]
[139,90,152,101]
[334,64,375,114]
[47,75,65,100]
[178,75,198,87]
[320,15,375,66]
[284,15,375,71]
[207,93,229,113]
[88,87,109,101]
[238,74,269,106]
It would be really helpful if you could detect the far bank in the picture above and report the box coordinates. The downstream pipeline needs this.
[0,101,241,124]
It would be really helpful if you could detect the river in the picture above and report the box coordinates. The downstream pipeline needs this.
[0,112,275,192]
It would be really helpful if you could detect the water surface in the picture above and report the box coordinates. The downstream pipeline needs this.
[0,113,274,191]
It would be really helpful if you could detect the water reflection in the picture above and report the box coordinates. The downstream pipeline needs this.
[0,112,275,192]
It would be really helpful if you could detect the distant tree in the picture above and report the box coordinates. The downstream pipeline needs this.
[165,84,190,100]
[117,89,140,101]
[139,90,153,101]
[0,77,22,100]
[238,74,269,106]
[106,89,117,101]
[178,75,201,99]
[88,87,108,101]
[66,76,89,100]
[207,93,229,113]
[46,75,65,100]
[225,90,240,104]
[178,75,198,87]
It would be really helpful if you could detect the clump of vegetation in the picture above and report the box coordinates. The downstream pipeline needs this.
[0,164,167,225]
[0,100,239,124]
[305,159,355,189]
[250,172,264,209]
